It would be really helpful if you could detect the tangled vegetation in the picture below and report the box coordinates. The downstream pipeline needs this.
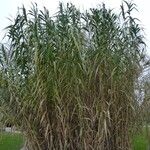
[0,1,148,150]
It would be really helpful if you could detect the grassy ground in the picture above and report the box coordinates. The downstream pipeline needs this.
[0,132,24,150]
[132,127,150,150]
[133,134,149,150]
[0,131,149,150]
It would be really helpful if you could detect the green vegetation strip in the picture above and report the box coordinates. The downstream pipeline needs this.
[0,131,149,150]
[133,135,148,150]
[0,132,24,150]
[132,127,150,150]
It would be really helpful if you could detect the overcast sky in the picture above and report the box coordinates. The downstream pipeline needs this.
[0,0,150,55]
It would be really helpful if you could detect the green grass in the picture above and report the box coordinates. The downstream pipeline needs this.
[133,134,148,150]
[0,131,149,150]
[0,132,24,150]
[132,127,150,150]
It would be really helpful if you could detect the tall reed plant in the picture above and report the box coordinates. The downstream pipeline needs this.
[0,1,146,149]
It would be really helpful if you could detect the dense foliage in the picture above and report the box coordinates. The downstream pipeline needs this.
[0,1,147,150]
